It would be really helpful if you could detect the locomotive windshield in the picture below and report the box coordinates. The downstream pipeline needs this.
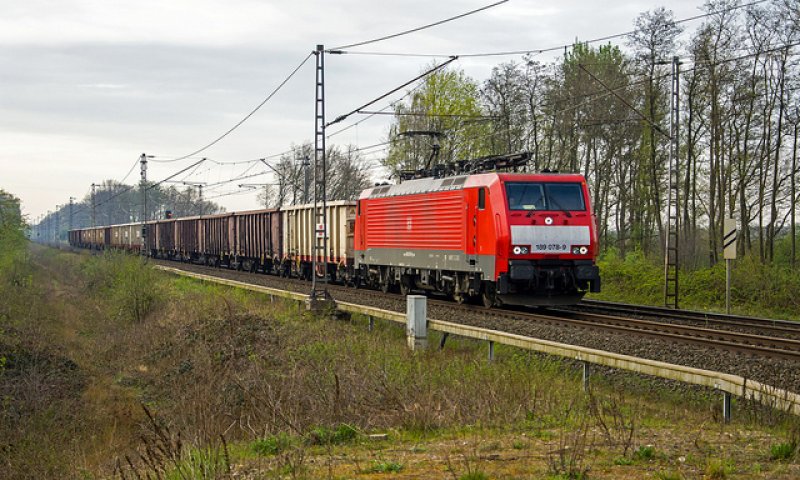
[505,182,585,211]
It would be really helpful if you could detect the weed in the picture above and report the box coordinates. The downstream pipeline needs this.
[114,404,231,480]
[613,456,633,465]
[634,445,656,461]
[704,458,734,479]
[307,424,359,445]
[250,433,293,456]
[512,440,527,450]
[370,461,403,473]
[654,470,684,480]
[459,472,489,480]
[769,441,797,461]
[587,386,638,456]
[546,401,591,479]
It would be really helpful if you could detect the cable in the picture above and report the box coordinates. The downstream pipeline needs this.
[336,0,770,59]
[163,52,314,163]
[357,110,497,119]
[148,158,207,190]
[326,80,426,139]
[327,56,458,127]
[329,0,508,51]
[119,158,141,183]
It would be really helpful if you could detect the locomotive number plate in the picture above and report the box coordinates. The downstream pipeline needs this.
[532,243,568,253]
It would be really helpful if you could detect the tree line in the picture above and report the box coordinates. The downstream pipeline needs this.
[385,0,800,268]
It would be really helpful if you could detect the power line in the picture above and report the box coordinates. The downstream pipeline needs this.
[326,80,426,139]
[162,52,314,163]
[329,0,508,51]
[148,158,207,190]
[119,158,142,183]
[335,0,770,59]
[357,110,497,119]
[327,56,459,127]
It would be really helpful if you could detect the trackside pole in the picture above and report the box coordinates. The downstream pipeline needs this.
[406,295,427,351]
[723,391,732,423]
[582,362,590,392]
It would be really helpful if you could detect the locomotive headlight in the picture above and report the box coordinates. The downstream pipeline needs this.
[572,246,580,255]
[579,246,588,255]
[512,245,529,255]
[513,246,521,255]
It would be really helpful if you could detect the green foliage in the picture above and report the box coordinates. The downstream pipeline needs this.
[704,458,734,479]
[769,441,797,461]
[307,424,358,445]
[654,470,684,480]
[633,445,656,461]
[459,472,488,480]
[367,461,404,473]
[385,66,491,173]
[0,190,30,290]
[81,251,162,322]
[593,249,800,319]
[162,446,231,480]
[250,433,293,456]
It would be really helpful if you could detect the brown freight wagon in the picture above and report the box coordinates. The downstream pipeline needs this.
[175,217,199,260]
[232,209,282,272]
[199,213,233,265]
[149,219,175,255]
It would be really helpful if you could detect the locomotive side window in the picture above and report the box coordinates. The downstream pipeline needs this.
[505,182,585,211]
[478,188,486,210]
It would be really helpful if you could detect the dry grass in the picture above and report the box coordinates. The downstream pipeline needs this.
[2,246,800,479]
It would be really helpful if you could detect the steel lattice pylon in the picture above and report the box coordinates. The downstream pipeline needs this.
[310,44,332,305]
[664,56,681,308]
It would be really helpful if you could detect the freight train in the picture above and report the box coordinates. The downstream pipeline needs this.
[69,171,601,307]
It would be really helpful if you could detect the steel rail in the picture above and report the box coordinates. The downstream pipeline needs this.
[578,299,800,336]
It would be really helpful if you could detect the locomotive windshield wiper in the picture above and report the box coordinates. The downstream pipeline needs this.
[547,196,572,218]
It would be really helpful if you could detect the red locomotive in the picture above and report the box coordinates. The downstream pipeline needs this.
[355,172,601,306]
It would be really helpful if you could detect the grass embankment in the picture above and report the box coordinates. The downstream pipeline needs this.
[1,245,799,478]
[591,249,800,321]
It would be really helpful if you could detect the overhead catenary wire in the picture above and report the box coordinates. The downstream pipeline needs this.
[329,0,508,51]
[335,0,770,59]
[326,80,427,139]
[327,56,459,128]
[160,52,314,163]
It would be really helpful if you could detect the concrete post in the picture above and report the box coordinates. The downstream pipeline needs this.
[368,315,374,332]
[488,341,495,362]
[723,391,732,423]
[406,295,427,351]
[582,362,590,391]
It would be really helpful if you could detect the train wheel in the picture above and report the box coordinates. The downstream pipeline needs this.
[481,283,496,309]
[454,292,467,304]
[380,278,390,294]
[399,275,411,296]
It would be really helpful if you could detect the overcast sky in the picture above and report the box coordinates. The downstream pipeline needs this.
[1,0,704,219]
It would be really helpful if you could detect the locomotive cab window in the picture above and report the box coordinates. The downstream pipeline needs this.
[505,182,585,211]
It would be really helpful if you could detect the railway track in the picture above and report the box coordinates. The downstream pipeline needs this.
[573,299,800,338]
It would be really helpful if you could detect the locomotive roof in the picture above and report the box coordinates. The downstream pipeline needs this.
[361,172,586,199]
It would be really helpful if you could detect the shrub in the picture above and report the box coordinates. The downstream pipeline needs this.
[367,461,403,473]
[769,441,796,461]
[251,433,293,456]
[307,424,358,445]
[634,445,656,461]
